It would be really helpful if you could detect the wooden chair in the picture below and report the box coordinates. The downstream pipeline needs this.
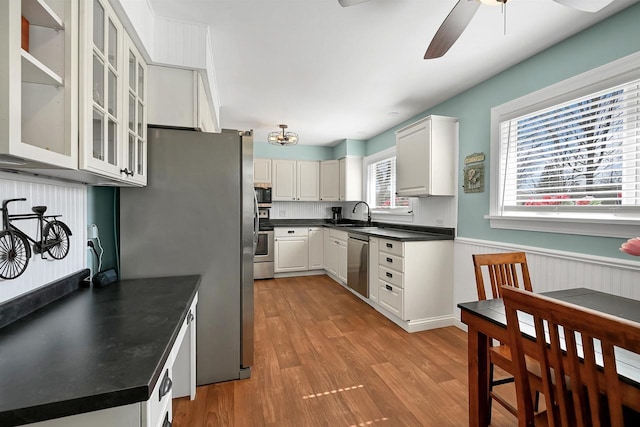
[502,286,640,427]
[472,252,536,421]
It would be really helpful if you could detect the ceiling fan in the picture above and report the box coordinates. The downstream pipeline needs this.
[338,0,615,59]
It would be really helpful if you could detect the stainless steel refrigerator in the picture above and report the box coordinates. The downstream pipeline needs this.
[120,127,255,385]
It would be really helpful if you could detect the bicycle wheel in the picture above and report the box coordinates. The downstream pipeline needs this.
[43,221,70,260]
[0,231,29,279]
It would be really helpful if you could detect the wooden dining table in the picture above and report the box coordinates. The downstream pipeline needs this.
[458,287,640,427]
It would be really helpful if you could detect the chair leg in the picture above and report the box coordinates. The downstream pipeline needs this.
[488,363,494,424]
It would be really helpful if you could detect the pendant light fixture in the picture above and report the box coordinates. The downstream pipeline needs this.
[268,124,299,146]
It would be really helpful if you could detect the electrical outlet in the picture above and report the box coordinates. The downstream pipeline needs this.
[87,224,99,239]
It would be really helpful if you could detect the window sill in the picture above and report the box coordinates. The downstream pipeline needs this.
[485,215,640,238]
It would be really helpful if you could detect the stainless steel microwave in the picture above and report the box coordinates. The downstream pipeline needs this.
[254,184,272,207]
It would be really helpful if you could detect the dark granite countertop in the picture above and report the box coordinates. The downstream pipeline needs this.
[0,275,200,426]
[269,219,454,242]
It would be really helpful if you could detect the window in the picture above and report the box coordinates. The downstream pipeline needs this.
[365,149,410,210]
[489,52,640,238]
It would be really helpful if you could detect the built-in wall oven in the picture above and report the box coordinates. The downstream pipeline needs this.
[254,208,274,279]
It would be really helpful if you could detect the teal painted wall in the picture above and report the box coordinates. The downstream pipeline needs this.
[86,187,118,273]
[254,141,333,160]
[363,4,640,260]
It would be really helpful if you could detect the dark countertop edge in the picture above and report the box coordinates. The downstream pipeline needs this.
[0,269,91,329]
[0,275,202,427]
[268,219,455,241]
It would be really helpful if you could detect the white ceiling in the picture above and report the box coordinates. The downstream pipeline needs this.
[147,0,638,146]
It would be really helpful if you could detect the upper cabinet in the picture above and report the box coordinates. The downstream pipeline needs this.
[254,158,271,184]
[147,66,216,132]
[78,0,146,185]
[395,115,458,197]
[339,157,362,201]
[0,0,78,169]
[320,160,339,201]
[321,158,362,201]
[272,159,319,201]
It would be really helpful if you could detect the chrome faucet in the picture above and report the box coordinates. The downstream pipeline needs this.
[352,201,371,225]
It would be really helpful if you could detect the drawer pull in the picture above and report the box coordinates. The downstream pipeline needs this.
[386,257,392,263]
[288,230,295,234]
[385,284,392,291]
[386,272,393,278]
[163,412,172,427]
[386,243,393,248]
[158,369,173,401]
[187,310,194,324]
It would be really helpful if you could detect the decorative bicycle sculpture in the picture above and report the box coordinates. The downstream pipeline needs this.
[0,198,72,280]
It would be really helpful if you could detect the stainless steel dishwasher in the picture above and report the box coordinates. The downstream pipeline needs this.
[347,233,369,298]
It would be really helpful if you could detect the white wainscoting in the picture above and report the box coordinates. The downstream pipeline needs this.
[453,237,640,330]
[0,172,86,303]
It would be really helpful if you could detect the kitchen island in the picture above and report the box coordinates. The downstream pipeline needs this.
[0,274,199,427]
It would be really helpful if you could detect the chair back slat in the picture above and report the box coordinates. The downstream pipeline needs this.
[502,286,640,427]
[472,252,532,301]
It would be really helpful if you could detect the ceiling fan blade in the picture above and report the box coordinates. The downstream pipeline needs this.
[552,0,614,13]
[424,0,481,59]
[338,0,371,7]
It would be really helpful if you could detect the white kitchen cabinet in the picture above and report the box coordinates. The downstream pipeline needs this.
[320,160,339,201]
[272,159,319,201]
[253,158,271,184]
[308,227,324,270]
[323,228,348,284]
[297,160,320,201]
[395,115,458,197]
[339,157,362,201]
[79,0,125,179]
[376,238,452,327]
[121,33,147,185]
[147,65,217,132]
[274,227,309,272]
[0,0,78,169]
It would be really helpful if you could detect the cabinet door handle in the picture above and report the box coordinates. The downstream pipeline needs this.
[385,284,392,291]
[288,230,295,234]
[163,412,172,427]
[386,272,393,278]
[386,257,392,263]
[159,369,173,401]
[386,243,393,248]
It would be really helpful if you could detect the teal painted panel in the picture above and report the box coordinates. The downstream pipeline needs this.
[333,140,347,159]
[87,186,118,272]
[346,139,367,157]
[254,141,333,160]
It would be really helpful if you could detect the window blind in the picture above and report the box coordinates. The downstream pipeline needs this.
[499,78,640,213]
[367,156,409,209]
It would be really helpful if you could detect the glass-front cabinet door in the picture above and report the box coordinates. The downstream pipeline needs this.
[79,0,124,178]
[123,34,147,185]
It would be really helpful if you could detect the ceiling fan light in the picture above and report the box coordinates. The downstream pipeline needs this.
[268,124,299,146]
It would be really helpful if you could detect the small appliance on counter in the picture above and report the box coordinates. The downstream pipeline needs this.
[331,206,342,223]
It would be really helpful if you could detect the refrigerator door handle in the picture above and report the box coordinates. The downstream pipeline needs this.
[253,190,259,253]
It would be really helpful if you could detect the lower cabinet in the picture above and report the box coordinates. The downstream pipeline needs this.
[323,228,348,284]
[28,294,198,427]
[308,227,324,270]
[274,227,309,273]
[372,239,452,328]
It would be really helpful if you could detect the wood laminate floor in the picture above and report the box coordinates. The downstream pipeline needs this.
[172,275,518,426]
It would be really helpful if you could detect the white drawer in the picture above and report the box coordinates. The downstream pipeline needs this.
[379,252,404,273]
[378,281,403,318]
[154,397,172,427]
[329,228,348,241]
[379,265,403,289]
[142,361,174,427]
[275,227,308,237]
[379,239,403,257]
